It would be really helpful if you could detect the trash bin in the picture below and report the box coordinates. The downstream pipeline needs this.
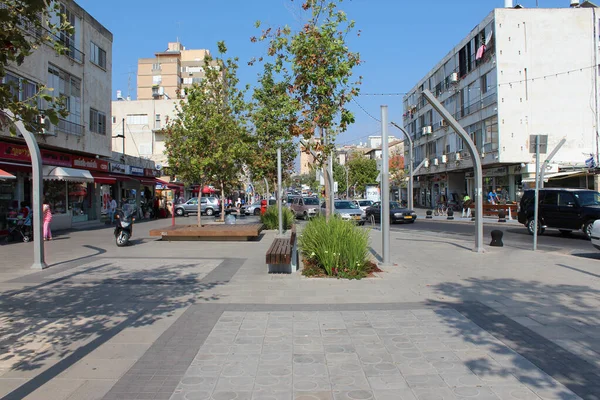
[260,199,268,215]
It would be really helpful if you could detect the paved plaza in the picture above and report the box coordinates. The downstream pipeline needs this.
[0,217,599,400]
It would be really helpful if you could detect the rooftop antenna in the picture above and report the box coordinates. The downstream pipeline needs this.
[176,21,183,44]
[127,65,134,100]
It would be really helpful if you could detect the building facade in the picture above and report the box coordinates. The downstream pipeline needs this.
[137,41,211,100]
[403,4,600,208]
[0,0,114,232]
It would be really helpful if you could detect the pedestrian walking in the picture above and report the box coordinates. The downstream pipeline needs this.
[43,198,52,240]
[109,196,117,224]
[462,193,472,218]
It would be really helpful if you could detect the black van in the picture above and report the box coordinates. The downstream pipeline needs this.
[517,188,600,239]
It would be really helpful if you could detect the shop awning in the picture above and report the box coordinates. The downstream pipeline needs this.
[43,166,94,183]
[522,170,587,183]
[0,168,16,180]
[139,178,158,185]
[91,172,116,184]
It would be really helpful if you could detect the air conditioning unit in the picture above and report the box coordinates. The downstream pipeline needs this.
[440,120,448,128]
[424,159,430,168]
[433,158,439,166]
[450,72,459,84]
[422,126,432,135]
[441,155,447,164]
[39,114,51,134]
[158,87,165,95]
[455,153,461,161]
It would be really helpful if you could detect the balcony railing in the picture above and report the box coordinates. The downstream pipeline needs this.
[45,28,84,63]
[57,118,84,136]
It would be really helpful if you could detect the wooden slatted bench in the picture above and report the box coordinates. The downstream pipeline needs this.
[266,225,298,274]
[149,223,264,241]
[468,203,518,218]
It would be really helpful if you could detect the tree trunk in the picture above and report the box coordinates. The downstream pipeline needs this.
[197,182,203,227]
[324,161,332,220]
[219,181,225,222]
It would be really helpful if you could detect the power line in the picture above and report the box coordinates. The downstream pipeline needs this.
[358,92,407,96]
[352,97,381,122]
[497,64,598,87]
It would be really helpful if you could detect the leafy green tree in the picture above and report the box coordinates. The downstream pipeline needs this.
[249,63,298,198]
[255,0,361,217]
[346,154,378,197]
[0,0,72,134]
[333,162,348,197]
[296,173,319,192]
[165,41,250,226]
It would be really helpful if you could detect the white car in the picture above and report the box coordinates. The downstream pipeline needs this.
[591,220,600,251]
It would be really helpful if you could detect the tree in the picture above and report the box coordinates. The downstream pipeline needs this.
[165,42,250,226]
[255,0,361,217]
[249,63,298,198]
[389,153,405,188]
[346,154,378,198]
[0,0,71,135]
[333,161,348,197]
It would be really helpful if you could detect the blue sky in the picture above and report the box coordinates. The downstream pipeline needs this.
[78,0,568,146]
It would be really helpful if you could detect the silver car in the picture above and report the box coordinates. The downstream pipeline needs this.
[243,201,262,216]
[290,196,320,219]
[321,200,365,225]
[174,197,221,217]
[591,220,600,251]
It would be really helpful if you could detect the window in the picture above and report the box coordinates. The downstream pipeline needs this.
[186,66,202,73]
[89,108,106,134]
[90,42,106,68]
[542,192,558,206]
[483,116,498,151]
[155,114,161,129]
[558,192,576,206]
[183,77,193,84]
[126,114,148,125]
[1,72,38,104]
[152,75,162,85]
[49,2,82,62]
[112,116,116,124]
[152,63,161,71]
[47,65,81,127]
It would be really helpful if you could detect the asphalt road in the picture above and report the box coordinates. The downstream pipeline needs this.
[387,218,597,255]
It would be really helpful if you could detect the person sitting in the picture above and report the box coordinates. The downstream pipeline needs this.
[462,194,472,218]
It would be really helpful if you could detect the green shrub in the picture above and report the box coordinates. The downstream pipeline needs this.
[260,205,294,230]
[299,216,371,279]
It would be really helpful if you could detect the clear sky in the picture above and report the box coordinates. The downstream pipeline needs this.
[77,0,568,147]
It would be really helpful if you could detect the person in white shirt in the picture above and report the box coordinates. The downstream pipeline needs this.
[109,196,117,224]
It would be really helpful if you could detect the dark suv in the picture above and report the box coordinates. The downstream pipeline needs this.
[517,188,600,238]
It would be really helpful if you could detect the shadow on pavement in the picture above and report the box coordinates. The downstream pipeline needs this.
[396,236,472,251]
[0,258,227,400]
[426,277,600,399]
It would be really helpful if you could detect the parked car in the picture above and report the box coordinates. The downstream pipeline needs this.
[174,197,221,217]
[321,200,365,224]
[242,201,262,216]
[591,220,600,250]
[517,188,600,239]
[365,201,417,224]
[290,196,320,219]
[352,199,374,213]
[286,195,301,208]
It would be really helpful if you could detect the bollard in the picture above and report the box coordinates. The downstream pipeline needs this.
[447,208,454,220]
[490,230,504,247]
[498,209,506,223]
[471,211,476,222]
[426,210,433,219]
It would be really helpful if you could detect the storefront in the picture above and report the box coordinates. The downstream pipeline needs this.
[155,179,184,217]
[0,168,17,233]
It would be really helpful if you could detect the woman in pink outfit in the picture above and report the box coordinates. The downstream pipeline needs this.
[43,199,53,240]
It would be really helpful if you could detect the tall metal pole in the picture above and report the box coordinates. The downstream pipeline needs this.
[277,147,283,235]
[381,106,391,265]
[122,118,125,155]
[422,89,484,253]
[391,122,413,210]
[13,118,47,269]
[533,135,540,251]
[345,166,349,199]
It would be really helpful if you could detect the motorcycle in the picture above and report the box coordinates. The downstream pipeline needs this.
[114,204,135,247]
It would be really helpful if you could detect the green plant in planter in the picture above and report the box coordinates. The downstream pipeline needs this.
[260,205,294,230]
[299,216,371,279]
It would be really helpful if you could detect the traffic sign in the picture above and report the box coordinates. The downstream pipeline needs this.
[529,135,548,154]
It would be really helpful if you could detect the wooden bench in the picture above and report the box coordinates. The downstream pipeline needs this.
[266,225,298,274]
[468,203,518,218]
[149,223,263,241]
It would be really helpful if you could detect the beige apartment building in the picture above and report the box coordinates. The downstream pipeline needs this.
[137,41,211,100]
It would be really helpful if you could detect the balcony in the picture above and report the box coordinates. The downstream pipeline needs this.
[57,118,84,136]
[46,28,84,64]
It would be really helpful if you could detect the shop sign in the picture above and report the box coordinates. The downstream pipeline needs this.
[144,168,160,177]
[0,142,72,167]
[72,156,109,172]
[110,162,129,174]
[483,167,507,177]
[129,166,144,176]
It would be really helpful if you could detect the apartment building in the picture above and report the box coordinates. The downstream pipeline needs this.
[403,1,599,208]
[0,0,114,231]
[137,41,211,100]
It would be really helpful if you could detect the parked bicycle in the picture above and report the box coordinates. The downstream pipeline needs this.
[433,202,448,216]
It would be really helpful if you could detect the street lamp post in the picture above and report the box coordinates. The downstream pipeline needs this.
[344,166,349,199]
[390,122,413,211]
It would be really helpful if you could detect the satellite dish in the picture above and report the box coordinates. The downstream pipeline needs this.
[155,163,163,171]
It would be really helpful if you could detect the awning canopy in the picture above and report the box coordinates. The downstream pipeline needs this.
[522,170,587,183]
[0,168,16,180]
[156,179,184,190]
[43,166,94,183]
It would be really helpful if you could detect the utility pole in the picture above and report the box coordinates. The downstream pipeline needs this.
[391,122,414,211]
[381,106,391,266]
[533,135,541,251]
[422,89,484,253]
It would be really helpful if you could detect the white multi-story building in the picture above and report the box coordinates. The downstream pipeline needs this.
[403,1,600,208]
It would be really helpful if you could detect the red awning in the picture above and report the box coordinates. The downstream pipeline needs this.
[138,178,157,185]
[192,185,216,194]
[156,179,184,190]
[91,172,129,184]
[0,168,16,180]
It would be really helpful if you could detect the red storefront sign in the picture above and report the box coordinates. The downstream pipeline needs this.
[0,142,109,171]
[72,155,109,172]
